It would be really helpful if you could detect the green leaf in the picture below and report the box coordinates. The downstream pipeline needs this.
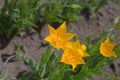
[117,23,120,29]
[114,45,120,58]
[17,71,35,80]
[16,53,38,71]
[39,45,51,67]
[94,0,106,12]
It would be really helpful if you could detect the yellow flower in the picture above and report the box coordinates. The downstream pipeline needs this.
[44,22,75,49]
[73,40,89,57]
[100,37,116,57]
[60,40,89,69]
[0,78,3,80]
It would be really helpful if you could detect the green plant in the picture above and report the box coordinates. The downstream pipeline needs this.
[0,55,15,80]
[0,0,40,38]
[0,0,118,38]
[40,0,108,23]
[12,22,120,80]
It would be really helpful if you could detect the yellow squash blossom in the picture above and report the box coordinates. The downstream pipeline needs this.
[60,40,89,69]
[44,22,75,49]
[100,37,116,57]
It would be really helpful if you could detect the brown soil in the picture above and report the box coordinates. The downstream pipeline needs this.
[0,0,120,80]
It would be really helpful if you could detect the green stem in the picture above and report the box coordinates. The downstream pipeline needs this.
[0,55,15,77]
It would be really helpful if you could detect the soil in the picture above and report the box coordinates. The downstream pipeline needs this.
[0,0,120,80]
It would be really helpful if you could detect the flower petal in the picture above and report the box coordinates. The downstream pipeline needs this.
[48,25,56,35]
[64,33,76,40]
[57,22,66,33]
[100,37,116,57]
[44,36,51,42]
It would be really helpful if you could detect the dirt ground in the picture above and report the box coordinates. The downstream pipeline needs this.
[0,0,120,80]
